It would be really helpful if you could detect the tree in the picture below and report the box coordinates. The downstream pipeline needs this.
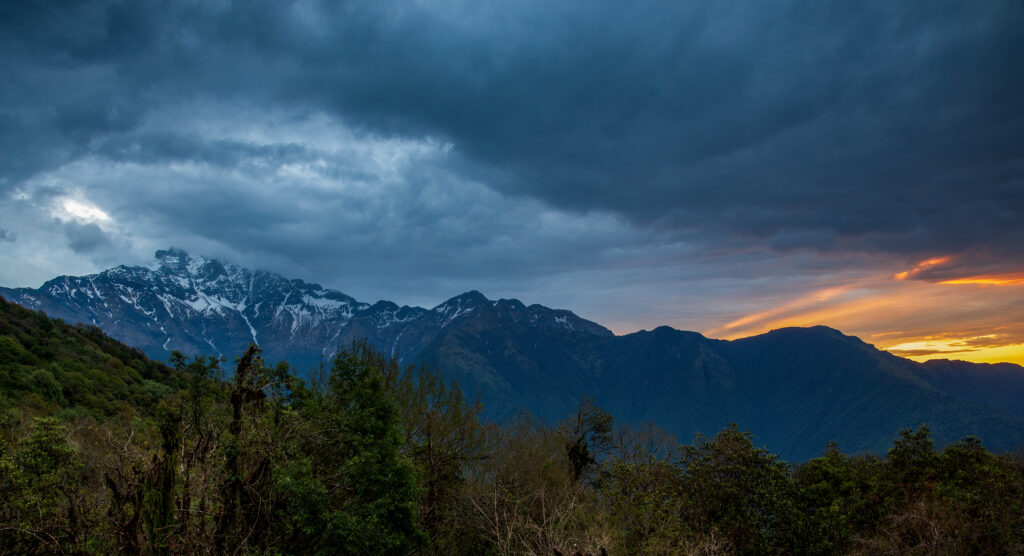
[561,394,612,482]
[391,362,486,552]
[0,417,86,553]
[793,442,882,554]
[600,423,686,554]
[279,341,424,555]
[466,414,610,555]
[886,425,939,497]
[680,424,799,554]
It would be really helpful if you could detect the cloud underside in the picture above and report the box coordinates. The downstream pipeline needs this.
[1,1,1022,358]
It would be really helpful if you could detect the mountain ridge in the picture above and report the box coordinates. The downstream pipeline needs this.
[0,249,612,370]
[3,249,1024,460]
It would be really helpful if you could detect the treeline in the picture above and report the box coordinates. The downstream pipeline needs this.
[1,298,1024,554]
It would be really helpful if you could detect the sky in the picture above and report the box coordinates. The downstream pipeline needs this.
[1,0,1023,364]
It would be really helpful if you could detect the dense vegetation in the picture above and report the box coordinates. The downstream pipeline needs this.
[1,297,1023,554]
[0,296,183,418]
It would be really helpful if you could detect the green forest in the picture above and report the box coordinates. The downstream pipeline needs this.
[1,297,1023,555]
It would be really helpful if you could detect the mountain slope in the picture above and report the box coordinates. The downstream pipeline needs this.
[4,250,1024,460]
[421,321,1024,460]
[718,327,1024,458]
[0,295,181,417]
[910,359,1024,419]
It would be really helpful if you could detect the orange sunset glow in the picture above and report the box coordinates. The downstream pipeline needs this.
[939,273,1024,286]
[706,256,1024,366]
[892,256,952,281]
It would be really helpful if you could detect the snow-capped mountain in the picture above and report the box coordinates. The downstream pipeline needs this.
[5,249,1024,460]
[0,248,611,370]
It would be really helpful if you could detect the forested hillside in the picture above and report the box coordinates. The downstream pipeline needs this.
[2,298,1024,554]
[0,295,184,418]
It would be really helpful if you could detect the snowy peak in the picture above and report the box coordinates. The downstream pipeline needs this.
[432,291,489,328]
[436,290,490,310]
[427,291,614,336]
[359,301,427,329]
[485,297,609,336]
[0,250,614,370]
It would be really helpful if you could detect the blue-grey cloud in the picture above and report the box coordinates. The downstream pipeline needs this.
[62,221,112,254]
[1,0,1022,327]
[3,1,1021,261]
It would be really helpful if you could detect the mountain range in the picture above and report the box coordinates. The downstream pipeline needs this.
[4,248,1024,460]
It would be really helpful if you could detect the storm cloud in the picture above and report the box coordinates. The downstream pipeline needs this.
[1,0,1023,342]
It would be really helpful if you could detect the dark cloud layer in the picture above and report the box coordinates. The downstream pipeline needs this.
[4,0,1022,266]
[62,221,112,253]
[1,0,1023,315]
